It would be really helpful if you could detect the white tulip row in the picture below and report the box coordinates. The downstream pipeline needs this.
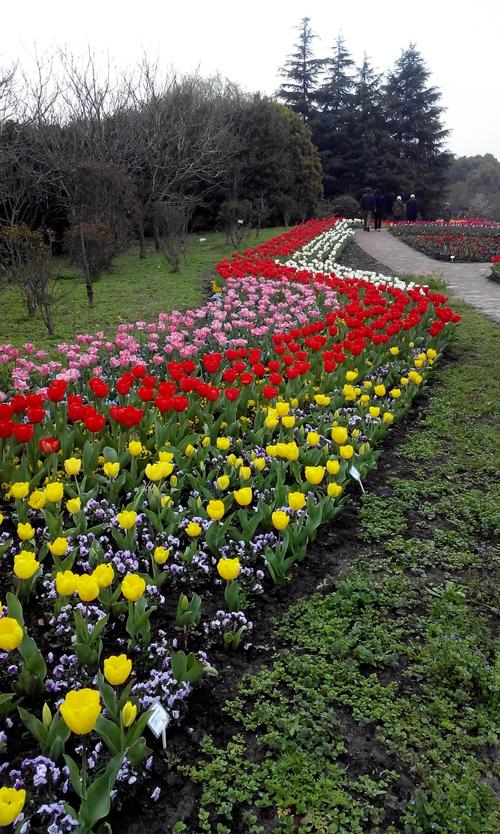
[281,220,422,292]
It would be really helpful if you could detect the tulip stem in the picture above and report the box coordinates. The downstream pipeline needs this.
[81,738,87,793]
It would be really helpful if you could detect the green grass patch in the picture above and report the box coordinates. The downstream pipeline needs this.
[0,228,285,353]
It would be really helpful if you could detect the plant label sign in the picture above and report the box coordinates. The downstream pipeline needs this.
[147,702,169,749]
[349,465,365,492]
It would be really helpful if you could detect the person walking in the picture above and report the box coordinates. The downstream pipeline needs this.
[406,193,418,222]
[360,188,376,231]
[443,202,452,223]
[392,195,405,222]
[374,192,385,231]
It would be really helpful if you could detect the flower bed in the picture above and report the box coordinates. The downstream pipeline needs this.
[489,255,500,283]
[0,219,460,833]
[388,223,500,262]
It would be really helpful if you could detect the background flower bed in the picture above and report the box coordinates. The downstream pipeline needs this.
[388,224,500,262]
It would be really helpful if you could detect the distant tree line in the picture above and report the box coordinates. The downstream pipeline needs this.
[277,18,452,217]
[0,53,322,275]
[446,154,500,220]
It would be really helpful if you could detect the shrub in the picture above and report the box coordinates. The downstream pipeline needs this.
[318,195,360,220]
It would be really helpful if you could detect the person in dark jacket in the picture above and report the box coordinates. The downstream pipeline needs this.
[392,195,405,222]
[406,193,418,222]
[360,188,376,231]
[443,202,452,223]
[374,192,385,231]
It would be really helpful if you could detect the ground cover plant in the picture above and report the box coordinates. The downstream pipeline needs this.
[0,219,462,832]
[490,255,500,283]
[388,222,500,262]
[158,287,499,834]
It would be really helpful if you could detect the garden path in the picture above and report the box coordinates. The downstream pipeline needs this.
[353,229,500,323]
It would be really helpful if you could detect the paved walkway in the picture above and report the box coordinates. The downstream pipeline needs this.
[353,229,500,323]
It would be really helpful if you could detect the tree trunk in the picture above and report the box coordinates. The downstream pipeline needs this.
[138,221,146,260]
[153,216,161,251]
[79,226,94,307]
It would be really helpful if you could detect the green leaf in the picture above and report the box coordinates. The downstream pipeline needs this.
[18,706,48,747]
[126,736,151,766]
[6,592,25,625]
[63,754,84,799]
[95,715,122,754]
[79,753,123,829]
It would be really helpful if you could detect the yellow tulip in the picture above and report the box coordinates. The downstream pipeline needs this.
[28,489,46,510]
[145,462,173,481]
[10,482,29,500]
[48,537,69,557]
[121,701,137,727]
[17,522,35,541]
[374,384,386,397]
[104,654,132,686]
[117,510,137,529]
[103,461,120,478]
[159,451,174,462]
[0,512,3,525]
[77,575,100,602]
[305,466,325,485]
[227,453,238,466]
[389,346,399,356]
[121,573,146,601]
[216,475,229,491]
[265,415,279,429]
[307,431,320,446]
[60,689,101,735]
[288,492,306,511]
[339,444,354,460]
[153,546,170,564]
[0,787,26,826]
[56,570,79,596]
[233,487,252,506]
[92,564,115,588]
[64,458,82,476]
[238,466,250,481]
[272,510,289,531]
[400,376,409,386]
[364,380,373,389]
[342,384,356,402]
[369,406,380,419]
[217,558,240,581]
[14,550,40,580]
[390,388,401,399]
[409,371,423,384]
[281,415,295,428]
[327,483,343,498]
[345,370,358,382]
[314,394,331,406]
[0,617,24,651]
[206,500,225,521]
[253,457,266,471]
[427,348,437,360]
[326,459,340,475]
[184,444,196,457]
[66,497,82,514]
[359,394,370,406]
[45,482,64,503]
[161,495,172,508]
[186,521,202,537]
[128,441,143,457]
[285,442,299,461]
[331,426,348,445]
[383,412,394,424]
[216,437,230,451]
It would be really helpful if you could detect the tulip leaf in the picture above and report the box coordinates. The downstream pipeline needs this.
[17,706,48,747]
[6,591,25,625]
[95,715,122,754]
[79,753,123,829]
[125,736,151,766]
[63,753,84,799]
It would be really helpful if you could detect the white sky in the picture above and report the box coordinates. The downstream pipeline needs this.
[2,0,499,159]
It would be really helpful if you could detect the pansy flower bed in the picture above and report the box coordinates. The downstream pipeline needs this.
[0,219,460,833]
[388,222,500,262]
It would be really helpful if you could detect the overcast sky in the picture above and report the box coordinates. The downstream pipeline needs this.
[2,0,499,159]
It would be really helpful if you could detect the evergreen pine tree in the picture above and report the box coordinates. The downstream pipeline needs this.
[277,17,324,122]
[383,43,451,215]
[312,35,355,197]
[343,54,384,195]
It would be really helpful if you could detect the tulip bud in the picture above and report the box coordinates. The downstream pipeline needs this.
[121,701,137,728]
[42,702,53,729]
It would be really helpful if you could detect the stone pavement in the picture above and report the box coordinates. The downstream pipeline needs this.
[353,229,500,324]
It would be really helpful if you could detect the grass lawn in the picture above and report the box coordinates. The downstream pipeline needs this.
[0,228,285,353]
[162,288,500,834]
